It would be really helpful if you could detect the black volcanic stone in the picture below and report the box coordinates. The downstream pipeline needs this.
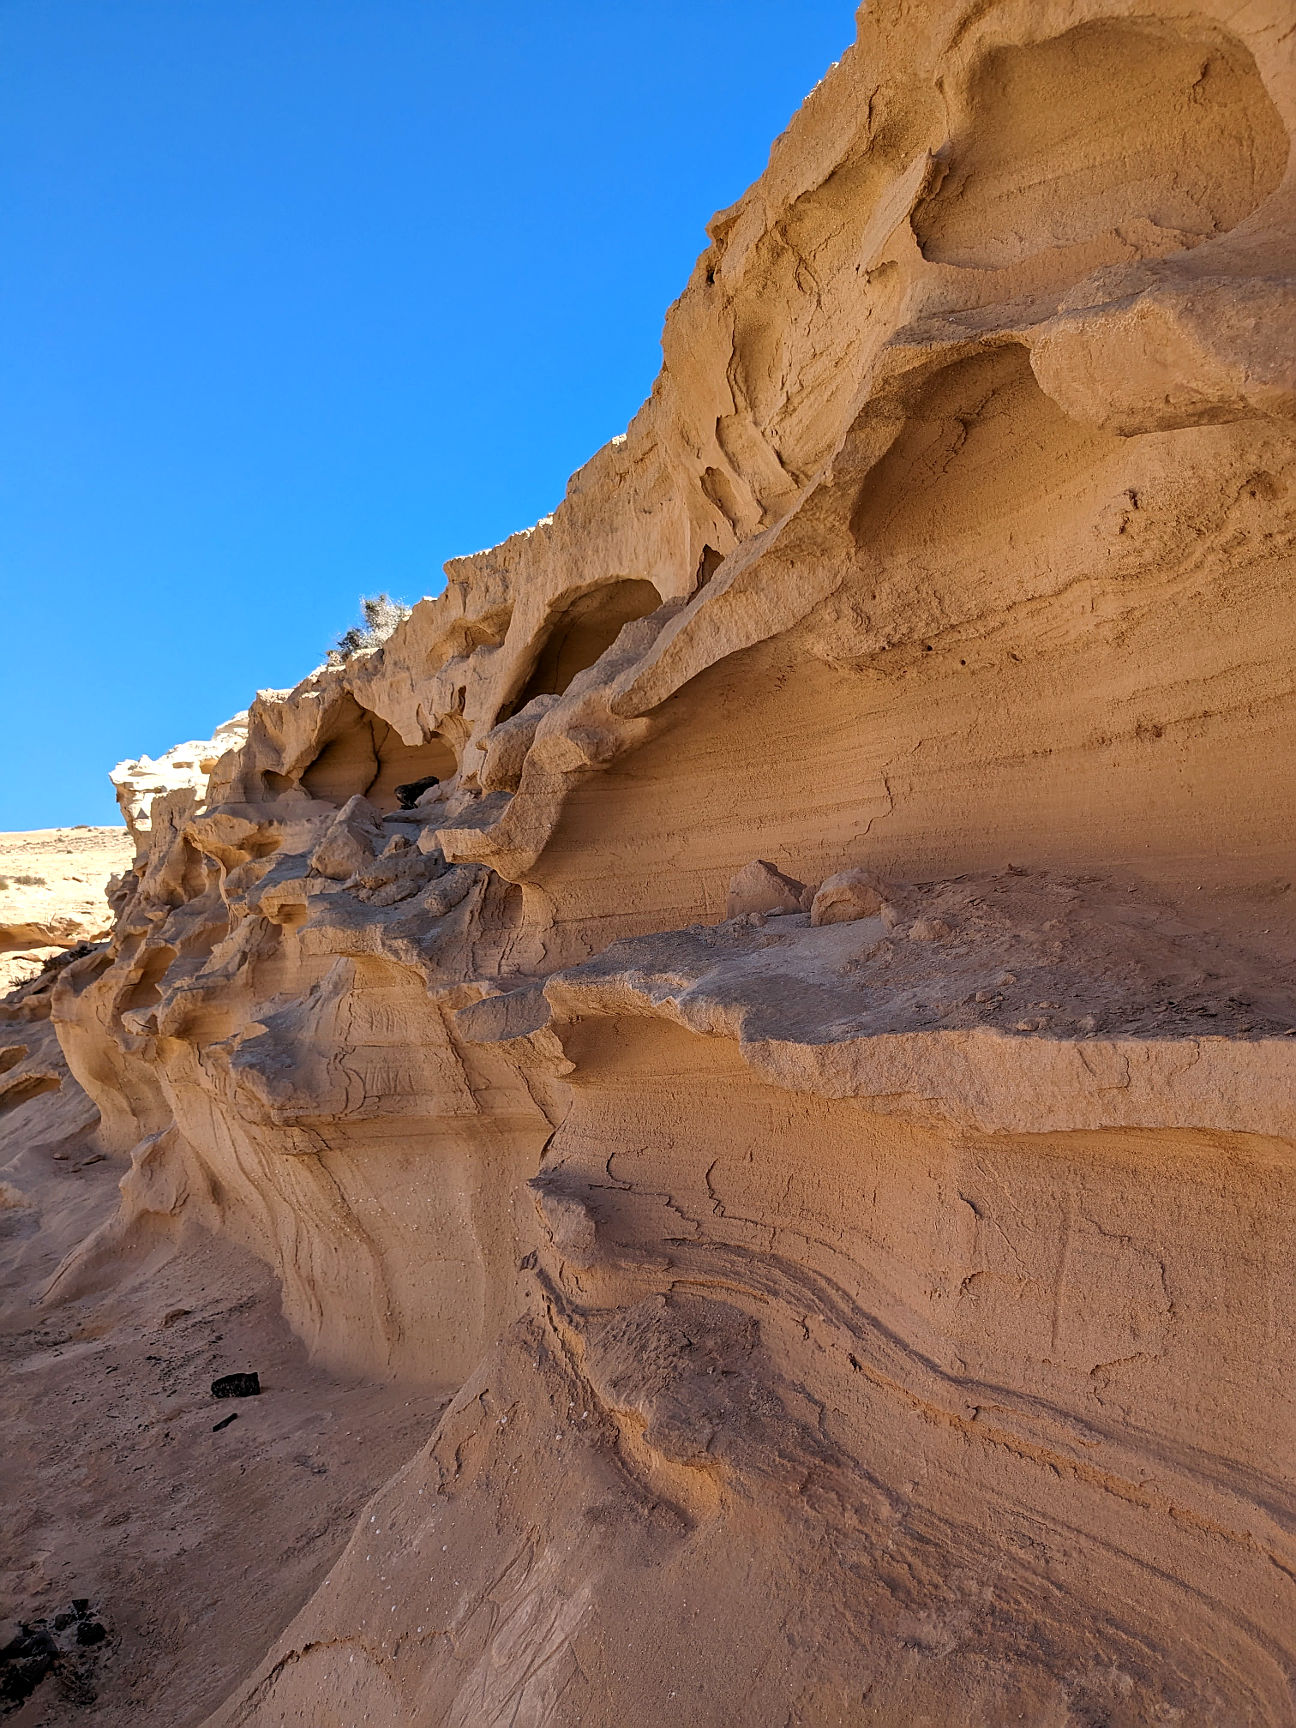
[210,1372,260,1399]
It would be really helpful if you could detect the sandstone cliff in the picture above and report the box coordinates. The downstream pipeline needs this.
[7,2,1296,1721]
[110,714,250,862]
[0,828,134,992]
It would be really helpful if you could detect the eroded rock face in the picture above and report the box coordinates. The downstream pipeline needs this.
[111,713,250,859]
[33,3,1296,1721]
[0,828,134,991]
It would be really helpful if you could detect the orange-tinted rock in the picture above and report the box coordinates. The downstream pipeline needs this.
[11,4,1296,1722]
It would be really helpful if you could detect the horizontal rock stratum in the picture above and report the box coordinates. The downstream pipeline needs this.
[0,827,134,991]
[7,3,1296,1722]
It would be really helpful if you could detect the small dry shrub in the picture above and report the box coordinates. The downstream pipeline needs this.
[327,594,412,663]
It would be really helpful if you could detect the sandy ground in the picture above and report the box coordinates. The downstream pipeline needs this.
[0,1040,445,1726]
[0,830,134,993]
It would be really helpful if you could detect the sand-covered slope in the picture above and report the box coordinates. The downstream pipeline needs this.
[7,0,1296,1721]
[0,828,134,992]
[0,966,444,1725]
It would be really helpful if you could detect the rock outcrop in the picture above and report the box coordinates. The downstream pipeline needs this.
[10,2,1296,1721]
[111,712,250,859]
[0,828,134,991]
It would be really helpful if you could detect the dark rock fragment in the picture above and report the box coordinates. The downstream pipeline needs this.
[0,1623,57,1706]
[210,1371,260,1399]
[394,774,439,809]
[0,1603,109,1711]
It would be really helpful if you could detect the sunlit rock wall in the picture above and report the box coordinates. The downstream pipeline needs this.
[48,1,1296,1719]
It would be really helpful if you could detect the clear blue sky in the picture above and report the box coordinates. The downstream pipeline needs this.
[0,1,856,829]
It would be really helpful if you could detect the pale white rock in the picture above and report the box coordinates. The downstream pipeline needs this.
[111,712,249,854]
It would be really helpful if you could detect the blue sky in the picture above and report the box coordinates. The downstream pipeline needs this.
[0,1,856,829]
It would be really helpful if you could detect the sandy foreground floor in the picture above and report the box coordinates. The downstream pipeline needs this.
[0,830,135,993]
[0,1025,446,1726]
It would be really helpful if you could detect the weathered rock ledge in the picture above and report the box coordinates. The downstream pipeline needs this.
[7,3,1296,1721]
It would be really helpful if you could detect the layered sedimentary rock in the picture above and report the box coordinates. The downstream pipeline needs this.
[0,960,448,1726]
[111,713,251,859]
[26,1,1296,1720]
[0,827,134,991]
